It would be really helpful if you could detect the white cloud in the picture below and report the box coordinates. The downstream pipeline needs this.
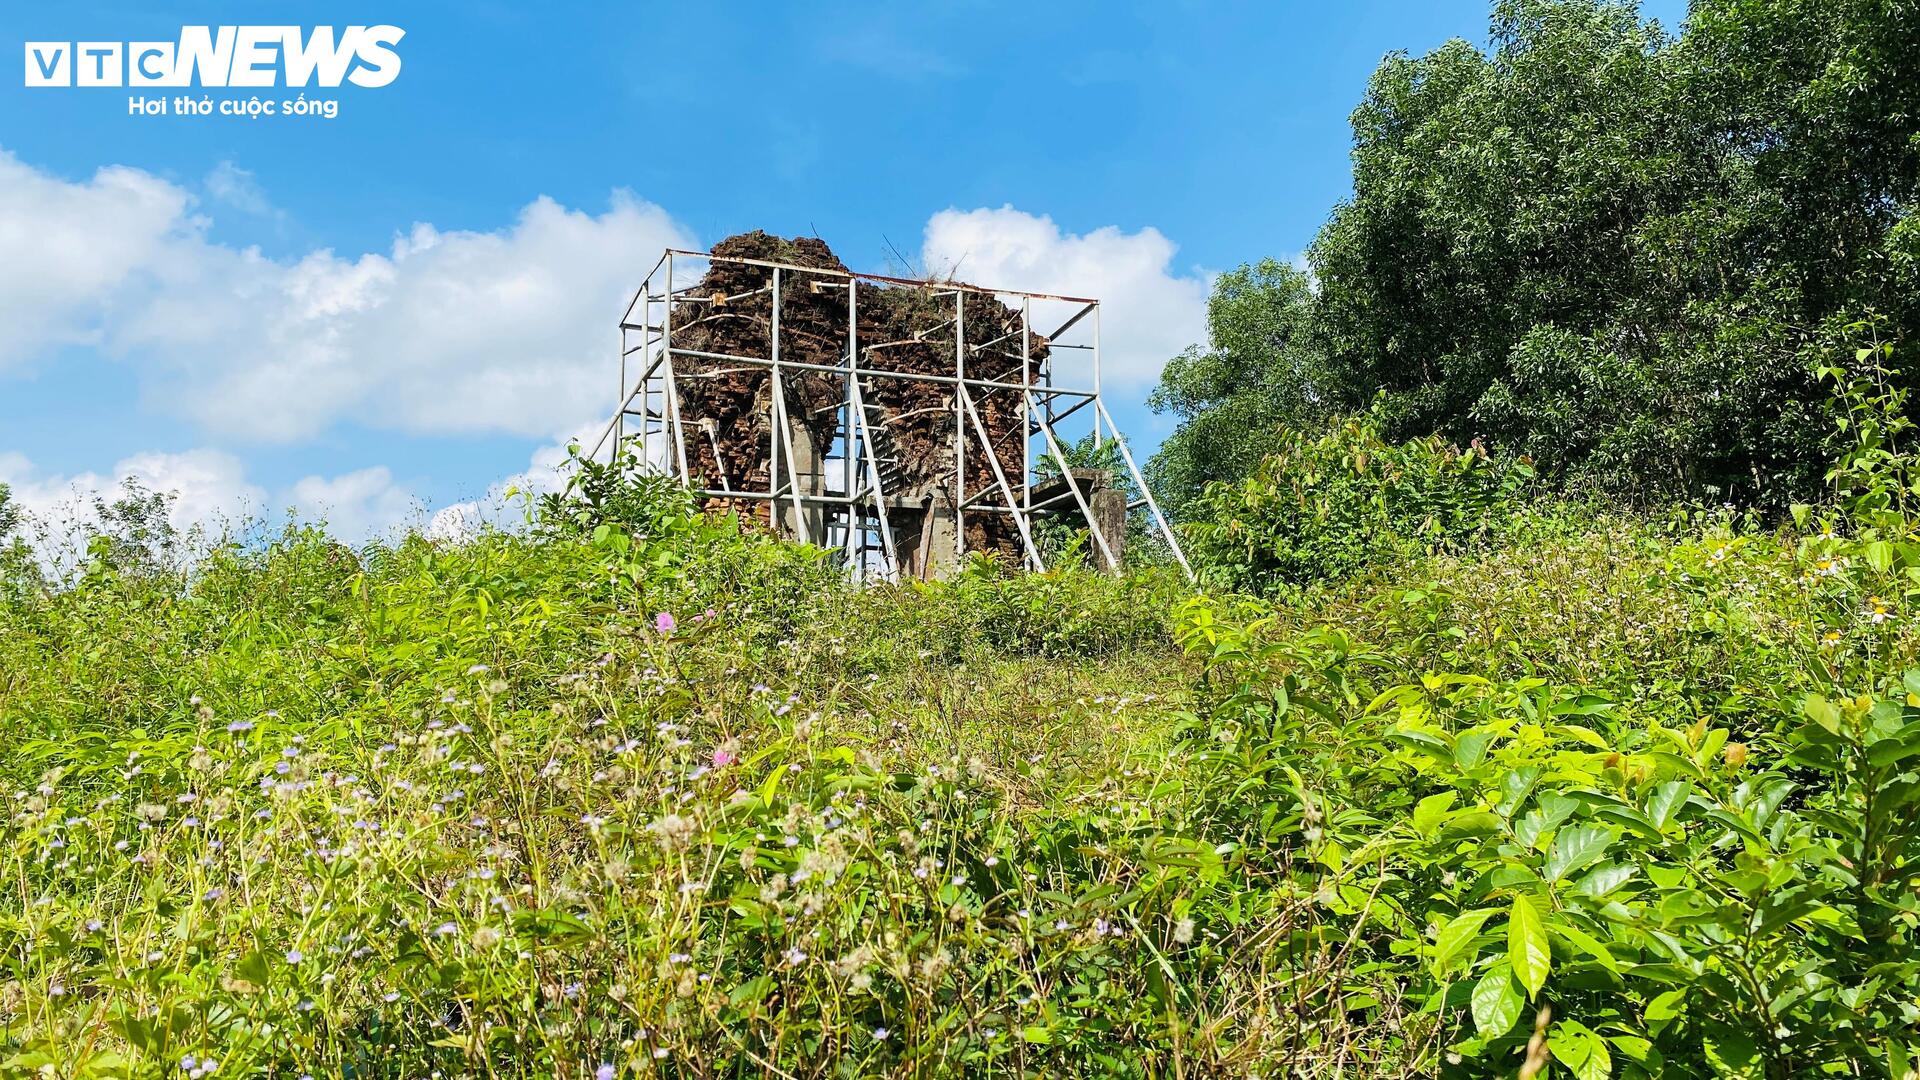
[134,193,694,442]
[426,424,595,541]
[204,160,275,216]
[0,449,428,549]
[0,152,191,369]
[286,466,422,544]
[0,448,264,543]
[918,206,1212,388]
[0,148,695,443]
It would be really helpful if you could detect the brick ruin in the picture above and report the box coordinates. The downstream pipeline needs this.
[668,231,1051,576]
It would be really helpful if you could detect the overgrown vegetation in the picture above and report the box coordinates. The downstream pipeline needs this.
[7,334,1920,1075]
[1181,414,1537,596]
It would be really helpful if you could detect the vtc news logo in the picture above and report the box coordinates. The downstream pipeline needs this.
[24,26,405,88]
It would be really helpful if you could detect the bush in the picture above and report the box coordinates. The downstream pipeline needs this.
[850,555,1182,666]
[1182,415,1536,595]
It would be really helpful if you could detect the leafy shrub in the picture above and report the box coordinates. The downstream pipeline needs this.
[1182,415,1535,595]
[1145,342,1920,1076]
[851,555,1181,665]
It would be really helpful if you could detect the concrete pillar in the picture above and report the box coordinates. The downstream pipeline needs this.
[1090,486,1128,572]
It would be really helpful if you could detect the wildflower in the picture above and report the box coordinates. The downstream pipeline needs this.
[1866,596,1895,625]
[1820,629,1844,649]
[916,948,951,982]
[654,612,677,634]
[471,926,503,950]
[712,742,738,768]
[285,948,303,964]
[1173,917,1196,945]
[597,1067,616,1080]
[647,813,697,852]
[873,1027,889,1041]
[467,664,490,675]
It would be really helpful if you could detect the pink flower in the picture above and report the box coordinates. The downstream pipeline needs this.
[654,612,676,634]
[712,748,735,768]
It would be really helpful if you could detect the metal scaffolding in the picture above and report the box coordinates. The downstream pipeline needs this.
[589,247,1191,582]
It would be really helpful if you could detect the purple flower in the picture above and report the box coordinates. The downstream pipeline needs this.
[596,1067,616,1080]
[654,612,676,634]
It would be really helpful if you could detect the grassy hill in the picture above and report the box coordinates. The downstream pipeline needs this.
[7,436,1920,1078]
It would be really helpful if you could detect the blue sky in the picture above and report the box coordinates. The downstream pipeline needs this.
[0,1,1684,543]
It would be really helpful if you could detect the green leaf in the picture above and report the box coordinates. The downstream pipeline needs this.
[1507,893,1551,998]
[1804,695,1843,736]
[1645,987,1685,1034]
[1592,804,1664,841]
[728,976,774,1006]
[1866,540,1895,572]
[1551,919,1621,976]
[1550,1019,1613,1080]
[1455,728,1495,769]
[1645,780,1693,829]
[235,948,271,987]
[1470,965,1525,1038]
[1413,791,1458,838]
[1545,824,1614,882]
[1570,861,1637,898]
[1867,736,1920,769]
[1432,908,1497,976]
[1702,1025,1763,1079]
[1388,728,1453,760]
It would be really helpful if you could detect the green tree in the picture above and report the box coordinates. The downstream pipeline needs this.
[1146,258,1325,516]
[1174,0,1918,511]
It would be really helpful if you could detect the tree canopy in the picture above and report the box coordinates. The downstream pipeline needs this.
[1152,0,1920,510]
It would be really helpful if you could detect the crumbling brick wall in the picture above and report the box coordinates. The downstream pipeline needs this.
[669,232,1047,560]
